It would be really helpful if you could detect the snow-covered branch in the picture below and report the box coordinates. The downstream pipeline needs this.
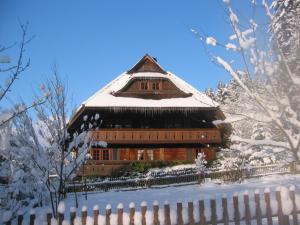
[196,0,300,163]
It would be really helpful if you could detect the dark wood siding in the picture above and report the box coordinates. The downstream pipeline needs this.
[113,78,192,99]
[163,148,187,161]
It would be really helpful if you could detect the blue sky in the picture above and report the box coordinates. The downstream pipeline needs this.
[0,0,253,110]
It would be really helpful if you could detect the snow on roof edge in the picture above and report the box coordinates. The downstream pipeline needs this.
[167,71,219,107]
[73,70,219,117]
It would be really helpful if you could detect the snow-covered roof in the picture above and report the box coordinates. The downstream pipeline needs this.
[68,55,222,127]
[81,71,218,109]
[68,55,222,130]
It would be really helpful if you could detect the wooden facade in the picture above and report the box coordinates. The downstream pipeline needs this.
[69,55,228,176]
[92,128,221,144]
[87,147,216,162]
[113,78,192,99]
[78,148,216,176]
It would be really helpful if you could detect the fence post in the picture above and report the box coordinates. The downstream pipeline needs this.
[153,201,160,225]
[276,188,283,225]
[264,188,273,225]
[188,201,195,225]
[70,207,76,225]
[82,206,88,225]
[222,195,229,225]
[177,202,183,225]
[276,187,290,225]
[129,203,135,225]
[210,199,217,225]
[46,211,53,225]
[17,213,23,225]
[243,192,251,225]
[93,205,99,225]
[141,202,147,225]
[254,190,262,225]
[117,203,123,225]
[199,200,206,225]
[106,204,112,225]
[164,201,171,225]
[233,194,240,225]
[289,186,298,225]
[29,209,35,225]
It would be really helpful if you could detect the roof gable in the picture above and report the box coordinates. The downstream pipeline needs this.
[113,77,193,99]
[127,54,167,74]
[68,55,221,127]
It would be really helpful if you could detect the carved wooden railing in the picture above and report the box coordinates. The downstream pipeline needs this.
[92,128,221,144]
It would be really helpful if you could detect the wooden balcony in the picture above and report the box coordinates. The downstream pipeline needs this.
[92,128,221,144]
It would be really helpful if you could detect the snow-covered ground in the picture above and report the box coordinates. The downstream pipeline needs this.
[3,174,300,224]
[148,163,196,174]
[25,174,300,217]
[64,174,300,213]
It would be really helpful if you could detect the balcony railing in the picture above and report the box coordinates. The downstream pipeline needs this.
[92,128,221,144]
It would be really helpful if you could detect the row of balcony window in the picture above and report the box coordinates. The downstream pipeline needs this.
[89,148,211,161]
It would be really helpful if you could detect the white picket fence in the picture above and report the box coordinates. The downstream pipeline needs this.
[4,185,300,225]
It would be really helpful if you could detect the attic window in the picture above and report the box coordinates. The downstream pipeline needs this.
[141,81,148,90]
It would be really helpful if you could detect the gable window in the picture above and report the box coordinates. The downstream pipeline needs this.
[141,81,148,90]
[152,82,160,90]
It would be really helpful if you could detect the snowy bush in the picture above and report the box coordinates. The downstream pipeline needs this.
[0,72,106,216]
[195,152,207,173]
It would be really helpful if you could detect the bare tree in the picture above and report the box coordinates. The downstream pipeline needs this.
[0,22,44,127]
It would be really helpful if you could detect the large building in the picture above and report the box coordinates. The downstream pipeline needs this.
[68,54,228,176]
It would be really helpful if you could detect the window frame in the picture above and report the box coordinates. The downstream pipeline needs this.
[92,149,100,160]
[91,149,110,160]
[140,81,148,90]
[102,149,109,160]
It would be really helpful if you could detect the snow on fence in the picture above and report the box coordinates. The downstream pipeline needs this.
[66,163,293,193]
[4,186,300,225]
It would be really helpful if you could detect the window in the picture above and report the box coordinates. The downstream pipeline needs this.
[141,81,148,90]
[102,149,109,160]
[152,82,160,90]
[91,149,110,160]
[146,150,154,160]
[138,149,154,160]
[92,149,100,160]
[138,150,144,160]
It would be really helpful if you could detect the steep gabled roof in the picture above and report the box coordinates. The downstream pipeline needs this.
[81,70,218,108]
[69,55,221,126]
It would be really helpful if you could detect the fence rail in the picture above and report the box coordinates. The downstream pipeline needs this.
[66,163,293,193]
[5,186,300,225]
